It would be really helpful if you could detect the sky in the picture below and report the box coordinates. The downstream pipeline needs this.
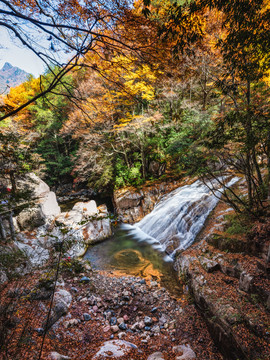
[0,29,47,77]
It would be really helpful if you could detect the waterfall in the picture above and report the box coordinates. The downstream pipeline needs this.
[122,177,239,258]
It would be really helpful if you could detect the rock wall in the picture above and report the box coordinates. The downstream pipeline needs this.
[174,202,270,360]
[113,179,193,223]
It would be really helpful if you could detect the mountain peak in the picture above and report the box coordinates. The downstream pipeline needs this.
[0,63,30,94]
[2,62,13,71]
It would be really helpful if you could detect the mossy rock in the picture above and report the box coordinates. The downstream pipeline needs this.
[207,233,247,253]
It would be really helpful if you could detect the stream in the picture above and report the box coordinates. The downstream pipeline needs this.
[85,177,239,297]
[84,224,183,298]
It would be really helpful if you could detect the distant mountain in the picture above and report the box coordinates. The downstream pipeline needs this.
[0,62,30,94]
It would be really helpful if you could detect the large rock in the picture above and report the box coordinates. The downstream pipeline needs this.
[38,191,61,217]
[147,352,165,360]
[15,241,49,267]
[45,289,72,329]
[93,340,137,359]
[173,344,196,360]
[56,201,112,249]
[113,181,183,223]
[17,206,45,230]
[50,352,71,360]
[16,172,50,198]
[15,173,60,230]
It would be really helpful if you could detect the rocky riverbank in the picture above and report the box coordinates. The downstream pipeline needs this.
[175,201,270,360]
[0,263,223,360]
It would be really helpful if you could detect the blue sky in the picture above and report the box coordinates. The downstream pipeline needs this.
[0,29,46,77]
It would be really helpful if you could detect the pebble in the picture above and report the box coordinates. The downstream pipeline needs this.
[110,317,117,326]
[103,325,111,332]
[83,313,91,321]
[80,276,90,283]
[111,325,119,333]
[119,323,127,331]
[144,316,153,326]
[118,332,126,339]
[123,314,129,321]
[138,321,145,329]
[117,317,124,324]
[35,327,44,336]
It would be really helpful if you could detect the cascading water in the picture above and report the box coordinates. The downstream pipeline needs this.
[123,177,239,258]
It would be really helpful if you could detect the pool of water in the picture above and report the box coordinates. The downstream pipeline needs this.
[84,224,183,298]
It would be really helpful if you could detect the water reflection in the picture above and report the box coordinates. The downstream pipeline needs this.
[85,224,182,297]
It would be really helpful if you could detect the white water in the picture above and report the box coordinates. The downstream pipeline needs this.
[122,177,239,259]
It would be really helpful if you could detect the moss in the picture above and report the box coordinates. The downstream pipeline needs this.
[207,233,246,253]
[0,247,28,279]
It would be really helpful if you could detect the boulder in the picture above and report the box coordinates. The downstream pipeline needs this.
[147,352,165,360]
[38,191,61,217]
[15,173,60,230]
[173,344,196,360]
[17,172,49,198]
[93,340,137,359]
[239,271,254,293]
[113,181,183,223]
[17,206,45,230]
[56,201,112,248]
[15,241,49,267]
[45,289,72,329]
[50,352,71,360]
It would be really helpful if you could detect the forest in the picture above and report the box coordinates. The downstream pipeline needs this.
[0,0,269,216]
[0,1,270,360]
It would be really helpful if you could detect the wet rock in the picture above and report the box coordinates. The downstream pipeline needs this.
[173,344,196,360]
[147,352,165,360]
[80,276,90,283]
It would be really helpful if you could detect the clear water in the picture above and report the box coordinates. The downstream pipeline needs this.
[85,224,182,298]
[85,178,239,297]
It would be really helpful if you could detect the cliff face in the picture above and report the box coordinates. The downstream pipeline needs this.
[113,177,195,223]
[0,62,30,94]
[175,200,270,360]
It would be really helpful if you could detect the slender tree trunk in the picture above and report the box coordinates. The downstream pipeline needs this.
[10,172,17,193]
